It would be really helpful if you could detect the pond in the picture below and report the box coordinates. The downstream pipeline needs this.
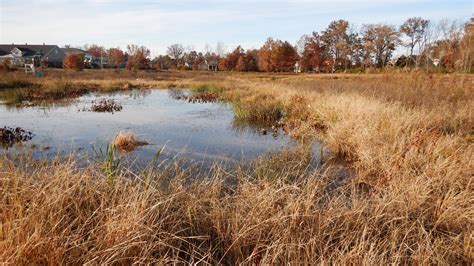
[1,89,323,167]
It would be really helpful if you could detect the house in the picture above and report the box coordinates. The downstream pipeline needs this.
[151,55,172,70]
[198,58,219,71]
[61,48,94,66]
[62,48,110,68]
[0,44,66,67]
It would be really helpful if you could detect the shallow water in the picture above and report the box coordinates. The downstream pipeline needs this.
[1,89,321,167]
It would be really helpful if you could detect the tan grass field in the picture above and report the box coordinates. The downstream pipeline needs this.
[0,69,473,264]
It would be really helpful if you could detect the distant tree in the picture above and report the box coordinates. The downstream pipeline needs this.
[236,55,247,71]
[258,38,274,72]
[167,44,185,68]
[299,32,328,72]
[225,46,245,70]
[192,52,206,70]
[85,44,106,68]
[183,50,199,70]
[86,44,106,58]
[107,47,126,68]
[64,54,84,70]
[244,49,259,71]
[460,18,474,72]
[218,57,229,71]
[400,17,430,62]
[258,38,298,72]
[321,20,352,70]
[347,25,364,68]
[362,24,400,68]
[296,34,309,57]
[126,44,150,70]
[426,19,465,70]
[275,41,299,72]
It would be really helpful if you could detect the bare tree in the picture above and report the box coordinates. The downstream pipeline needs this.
[400,17,430,57]
[432,19,467,70]
[216,42,227,57]
[167,44,185,68]
[321,20,352,70]
[362,24,400,68]
[296,34,309,57]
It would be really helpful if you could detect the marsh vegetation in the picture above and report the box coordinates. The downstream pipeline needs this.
[0,70,472,264]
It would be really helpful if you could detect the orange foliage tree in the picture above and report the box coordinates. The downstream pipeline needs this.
[87,44,106,58]
[299,32,329,72]
[258,38,298,72]
[107,48,126,68]
[63,54,84,70]
[126,44,150,70]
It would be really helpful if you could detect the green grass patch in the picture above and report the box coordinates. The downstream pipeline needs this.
[191,84,224,94]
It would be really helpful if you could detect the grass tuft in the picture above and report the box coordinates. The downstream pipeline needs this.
[111,131,148,151]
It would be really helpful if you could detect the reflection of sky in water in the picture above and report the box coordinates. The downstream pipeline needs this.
[1,89,299,165]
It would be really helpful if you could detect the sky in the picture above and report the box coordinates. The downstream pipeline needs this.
[0,0,472,56]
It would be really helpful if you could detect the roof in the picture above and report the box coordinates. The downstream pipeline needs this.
[61,47,90,55]
[0,44,59,57]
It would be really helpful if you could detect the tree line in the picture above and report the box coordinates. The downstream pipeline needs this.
[68,17,473,72]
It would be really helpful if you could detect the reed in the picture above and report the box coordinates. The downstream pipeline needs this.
[111,131,147,151]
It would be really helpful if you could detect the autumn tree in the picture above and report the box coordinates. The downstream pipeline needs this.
[63,54,84,70]
[86,44,106,58]
[362,24,400,68]
[235,56,246,71]
[258,38,298,72]
[299,32,329,72]
[244,49,259,71]
[321,20,352,70]
[167,44,185,69]
[107,47,126,68]
[222,46,245,71]
[126,44,150,70]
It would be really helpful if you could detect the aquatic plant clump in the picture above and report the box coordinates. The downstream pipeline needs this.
[175,92,219,104]
[112,131,148,151]
[86,99,123,113]
[0,126,33,146]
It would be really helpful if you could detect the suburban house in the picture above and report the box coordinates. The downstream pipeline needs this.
[62,47,108,68]
[198,58,219,71]
[0,44,66,67]
[61,47,93,65]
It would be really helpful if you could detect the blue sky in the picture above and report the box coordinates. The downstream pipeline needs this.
[0,0,472,56]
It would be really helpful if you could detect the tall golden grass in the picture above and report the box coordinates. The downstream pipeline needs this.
[0,70,473,264]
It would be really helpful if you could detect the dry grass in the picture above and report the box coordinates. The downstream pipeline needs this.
[112,131,147,151]
[0,70,473,264]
